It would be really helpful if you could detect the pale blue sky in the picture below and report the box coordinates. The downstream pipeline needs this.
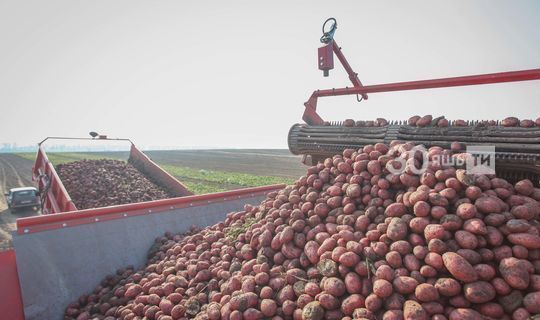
[0,1,539,149]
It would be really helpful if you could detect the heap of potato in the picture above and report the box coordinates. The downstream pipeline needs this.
[65,143,539,320]
[57,159,172,210]
[335,116,540,128]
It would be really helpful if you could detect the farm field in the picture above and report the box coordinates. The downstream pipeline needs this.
[1,149,306,251]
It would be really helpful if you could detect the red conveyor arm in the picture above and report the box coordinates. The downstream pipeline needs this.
[303,19,540,125]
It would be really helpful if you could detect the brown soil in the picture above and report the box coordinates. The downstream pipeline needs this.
[0,154,38,251]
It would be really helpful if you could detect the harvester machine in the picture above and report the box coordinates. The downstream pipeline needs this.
[288,18,540,185]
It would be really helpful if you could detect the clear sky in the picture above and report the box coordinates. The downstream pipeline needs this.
[0,1,539,149]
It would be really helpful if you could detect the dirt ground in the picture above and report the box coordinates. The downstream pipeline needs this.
[0,154,39,251]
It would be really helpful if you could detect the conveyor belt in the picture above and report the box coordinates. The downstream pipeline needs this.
[288,123,540,185]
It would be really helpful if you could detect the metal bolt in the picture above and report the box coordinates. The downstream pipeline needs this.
[123,213,127,217]
[95,218,99,222]
[62,223,67,227]
[24,229,29,233]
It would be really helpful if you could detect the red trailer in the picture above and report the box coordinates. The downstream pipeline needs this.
[32,136,193,214]
[0,181,283,319]
[0,136,284,319]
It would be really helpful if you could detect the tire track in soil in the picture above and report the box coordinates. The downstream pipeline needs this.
[0,154,37,251]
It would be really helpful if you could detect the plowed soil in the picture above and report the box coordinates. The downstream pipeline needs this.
[0,154,38,251]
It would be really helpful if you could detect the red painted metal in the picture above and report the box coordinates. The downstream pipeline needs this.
[318,43,334,75]
[0,250,24,320]
[32,145,78,214]
[303,39,540,125]
[17,184,284,234]
[128,144,193,197]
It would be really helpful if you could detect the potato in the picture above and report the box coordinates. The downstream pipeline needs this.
[472,264,496,281]
[498,290,524,314]
[463,281,496,304]
[454,230,478,250]
[442,252,477,283]
[302,301,324,320]
[415,283,439,302]
[317,292,340,310]
[499,258,530,290]
[439,215,462,231]
[385,203,407,217]
[502,116,519,127]
[455,203,477,219]
[448,308,483,320]
[387,217,408,241]
[416,115,433,127]
[523,291,540,313]
[434,278,461,297]
[393,276,419,295]
[403,300,427,320]
[373,279,393,298]
[408,115,421,126]
[341,294,365,316]
[514,179,534,196]
[507,233,540,249]
[424,224,445,241]
[323,277,346,296]
[474,196,501,213]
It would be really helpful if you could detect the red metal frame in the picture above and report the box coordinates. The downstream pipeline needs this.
[303,39,540,125]
[33,145,78,214]
[0,250,24,320]
[128,144,193,197]
[16,184,283,234]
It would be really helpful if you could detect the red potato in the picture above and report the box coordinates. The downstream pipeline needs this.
[463,281,496,304]
[499,258,530,290]
[434,278,461,297]
[514,179,534,196]
[416,115,433,127]
[57,159,172,209]
[502,116,519,127]
[523,291,540,313]
[507,233,540,249]
[340,294,365,315]
[415,283,439,302]
[393,276,419,295]
[302,301,324,320]
[448,308,483,320]
[408,115,421,126]
[403,300,427,320]
[387,217,408,241]
[454,230,478,249]
[64,141,540,320]
[442,252,477,283]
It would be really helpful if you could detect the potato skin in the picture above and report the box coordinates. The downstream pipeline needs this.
[442,252,477,283]
[434,278,461,297]
[449,308,483,320]
[499,257,530,290]
[507,233,540,249]
[463,281,496,304]
[523,291,540,313]
[393,276,419,295]
[403,300,427,320]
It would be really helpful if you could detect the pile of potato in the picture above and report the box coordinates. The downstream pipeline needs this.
[57,159,172,210]
[65,143,539,320]
[335,116,540,128]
